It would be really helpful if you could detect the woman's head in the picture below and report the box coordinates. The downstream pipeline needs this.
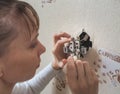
[0,0,39,56]
[0,0,46,83]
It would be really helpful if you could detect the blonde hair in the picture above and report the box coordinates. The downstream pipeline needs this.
[0,0,39,56]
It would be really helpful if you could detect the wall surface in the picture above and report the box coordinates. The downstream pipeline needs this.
[23,0,120,94]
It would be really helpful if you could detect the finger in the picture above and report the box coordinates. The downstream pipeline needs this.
[53,32,71,43]
[66,56,77,86]
[61,38,71,44]
[91,70,99,85]
[63,56,73,73]
[76,60,85,81]
[54,38,71,47]
[67,56,74,61]
[83,61,93,83]
[91,70,99,93]
[76,60,89,94]
[62,59,67,65]
[58,59,67,69]
[56,32,71,39]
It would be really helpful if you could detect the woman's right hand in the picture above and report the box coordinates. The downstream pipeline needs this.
[66,56,99,94]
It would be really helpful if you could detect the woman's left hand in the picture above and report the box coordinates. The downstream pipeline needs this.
[52,32,71,69]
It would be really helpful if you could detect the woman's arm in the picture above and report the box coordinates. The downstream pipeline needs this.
[12,64,61,94]
[12,32,71,94]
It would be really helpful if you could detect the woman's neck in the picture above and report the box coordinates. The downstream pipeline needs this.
[0,79,15,94]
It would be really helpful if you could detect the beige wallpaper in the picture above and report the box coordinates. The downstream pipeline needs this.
[22,0,120,94]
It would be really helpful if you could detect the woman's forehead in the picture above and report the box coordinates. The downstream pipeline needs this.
[31,32,39,41]
[17,24,39,42]
[15,13,39,42]
[12,2,39,41]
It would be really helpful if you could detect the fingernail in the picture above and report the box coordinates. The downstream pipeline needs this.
[62,59,67,64]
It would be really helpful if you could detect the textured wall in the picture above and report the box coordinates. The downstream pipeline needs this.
[22,0,120,94]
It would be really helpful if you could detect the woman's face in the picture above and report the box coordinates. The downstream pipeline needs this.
[1,25,46,83]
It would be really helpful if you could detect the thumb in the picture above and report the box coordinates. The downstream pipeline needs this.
[52,59,67,70]
[58,59,67,68]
